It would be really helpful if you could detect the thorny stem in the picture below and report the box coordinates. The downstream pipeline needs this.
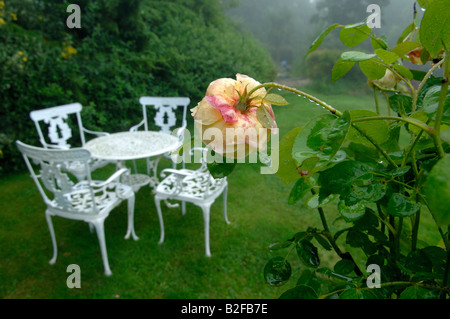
[310,189,363,276]
[433,51,449,159]
[247,82,343,117]
[352,116,433,135]
[373,87,380,115]
[412,59,445,112]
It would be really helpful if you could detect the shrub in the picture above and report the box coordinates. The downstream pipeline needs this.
[0,0,275,175]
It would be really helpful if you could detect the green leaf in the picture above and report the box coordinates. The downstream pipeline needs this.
[408,111,429,135]
[296,157,320,176]
[279,285,318,299]
[359,59,386,80]
[313,233,332,251]
[319,160,374,205]
[399,285,440,299]
[387,193,421,217]
[293,231,311,243]
[339,288,377,299]
[424,155,450,226]
[422,85,450,125]
[339,24,371,48]
[268,241,293,251]
[264,93,289,106]
[411,70,428,82]
[292,114,350,174]
[341,51,377,62]
[346,142,381,162]
[419,0,450,57]
[387,166,411,177]
[275,127,303,184]
[207,161,236,178]
[296,270,322,294]
[404,250,433,273]
[417,76,443,106]
[297,241,320,268]
[307,193,339,209]
[307,23,341,56]
[347,110,390,145]
[257,105,275,129]
[334,259,356,275]
[396,22,416,45]
[332,58,355,83]
[338,200,366,222]
[264,257,292,286]
[374,49,400,64]
[392,64,414,80]
[422,246,447,271]
[346,229,368,248]
[288,177,313,205]
[392,41,422,58]
[389,94,413,114]
[371,36,388,51]
[354,209,379,231]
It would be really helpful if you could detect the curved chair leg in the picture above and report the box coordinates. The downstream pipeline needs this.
[45,211,58,265]
[155,196,165,245]
[200,203,212,257]
[92,219,112,276]
[223,185,230,224]
[124,193,139,241]
[88,222,94,233]
[182,201,186,216]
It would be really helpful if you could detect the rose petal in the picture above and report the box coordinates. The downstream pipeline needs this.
[205,95,239,123]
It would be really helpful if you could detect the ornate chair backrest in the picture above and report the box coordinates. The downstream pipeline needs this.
[16,141,98,215]
[139,97,190,135]
[30,103,86,149]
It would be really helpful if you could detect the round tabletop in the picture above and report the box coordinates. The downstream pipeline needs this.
[85,131,180,161]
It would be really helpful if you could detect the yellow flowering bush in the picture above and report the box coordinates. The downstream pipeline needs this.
[0,1,17,26]
[61,43,77,60]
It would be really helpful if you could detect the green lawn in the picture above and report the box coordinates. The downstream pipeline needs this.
[0,85,438,299]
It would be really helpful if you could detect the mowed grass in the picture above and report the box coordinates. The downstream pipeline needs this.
[0,85,439,299]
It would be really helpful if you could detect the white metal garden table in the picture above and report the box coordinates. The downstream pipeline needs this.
[85,131,180,191]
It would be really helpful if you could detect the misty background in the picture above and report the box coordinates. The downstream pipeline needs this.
[226,0,421,81]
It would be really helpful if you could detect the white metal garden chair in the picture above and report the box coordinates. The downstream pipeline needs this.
[29,102,114,180]
[128,97,190,192]
[16,140,138,276]
[154,147,229,257]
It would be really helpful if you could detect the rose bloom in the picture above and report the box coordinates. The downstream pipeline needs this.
[371,69,400,89]
[407,47,434,65]
[191,74,277,159]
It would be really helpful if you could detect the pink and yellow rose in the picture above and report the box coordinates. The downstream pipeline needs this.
[191,74,277,159]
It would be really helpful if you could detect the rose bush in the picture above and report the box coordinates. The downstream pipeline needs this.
[196,0,450,299]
